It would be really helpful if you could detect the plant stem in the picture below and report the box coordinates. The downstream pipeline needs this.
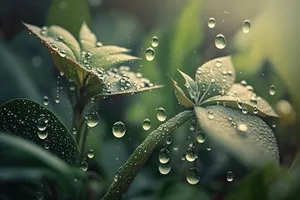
[102,110,194,200]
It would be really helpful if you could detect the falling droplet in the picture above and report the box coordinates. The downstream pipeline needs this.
[187,167,200,185]
[157,107,167,122]
[151,36,159,47]
[81,161,88,171]
[159,148,170,164]
[87,149,94,158]
[196,132,206,143]
[243,20,251,33]
[159,163,171,175]
[145,47,155,61]
[226,171,234,182]
[237,124,248,137]
[185,148,197,162]
[85,111,99,128]
[112,121,126,138]
[208,17,216,28]
[38,131,48,140]
[269,85,276,96]
[37,116,48,131]
[142,118,151,130]
[43,96,49,106]
[215,34,227,49]
[208,110,214,119]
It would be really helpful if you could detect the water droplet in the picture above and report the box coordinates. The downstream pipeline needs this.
[226,171,234,182]
[269,85,276,96]
[157,107,167,122]
[216,60,222,67]
[159,148,170,164]
[142,118,151,130]
[85,111,99,128]
[208,110,214,119]
[87,149,94,158]
[43,96,49,106]
[38,131,48,140]
[151,36,159,47]
[240,80,247,86]
[81,161,88,171]
[272,121,276,128]
[243,20,251,33]
[58,49,67,58]
[166,136,172,145]
[159,163,171,175]
[215,34,227,49]
[242,106,248,114]
[112,121,126,138]
[37,116,48,131]
[186,167,200,185]
[196,132,206,143]
[208,17,216,28]
[185,148,197,162]
[145,47,155,61]
[96,42,103,47]
[237,124,248,136]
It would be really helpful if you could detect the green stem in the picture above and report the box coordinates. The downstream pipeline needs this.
[102,110,194,200]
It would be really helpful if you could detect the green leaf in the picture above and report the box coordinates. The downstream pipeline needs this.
[195,56,235,103]
[202,83,279,118]
[177,69,198,101]
[0,99,79,165]
[47,25,81,59]
[195,105,279,167]
[172,79,195,108]
[46,0,91,38]
[79,22,97,51]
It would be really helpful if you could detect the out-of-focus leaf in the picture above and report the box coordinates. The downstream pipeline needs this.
[90,54,140,69]
[0,99,78,165]
[202,83,278,118]
[195,106,279,167]
[195,56,235,102]
[47,0,91,38]
[177,69,198,102]
[172,79,195,108]
[79,22,97,51]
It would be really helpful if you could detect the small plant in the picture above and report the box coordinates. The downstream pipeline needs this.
[0,23,280,200]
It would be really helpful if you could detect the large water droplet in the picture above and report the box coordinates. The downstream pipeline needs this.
[85,111,99,128]
[37,116,48,131]
[151,36,159,47]
[112,121,126,138]
[269,85,276,96]
[159,148,170,164]
[196,131,206,143]
[38,131,48,140]
[243,20,251,33]
[226,171,234,182]
[142,118,151,130]
[208,17,216,28]
[87,149,94,158]
[157,107,167,122]
[145,47,155,61]
[187,167,200,185]
[43,96,49,106]
[58,49,67,58]
[237,124,248,137]
[215,34,227,49]
[81,161,88,171]
[185,148,197,162]
[159,163,171,175]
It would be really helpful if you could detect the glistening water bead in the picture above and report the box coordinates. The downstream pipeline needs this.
[215,34,227,49]
[158,163,171,175]
[226,171,234,182]
[157,107,167,122]
[196,132,206,143]
[112,121,126,138]
[151,36,159,47]
[43,96,49,106]
[37,116,48,131]
[186,167,200,185]
[145,47,155,61]
[87,149,94,158]
[269,85,276,96]
[142,118,151,130]
[38,131,48,140]
[159,148,170,164]
[208,17,216,28]
[243,20,251,33]
[85,111,99,128]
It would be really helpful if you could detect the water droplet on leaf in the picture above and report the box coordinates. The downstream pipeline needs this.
[112,121,126,138]
[145,47,155,61]
[151,36,159,47]
[243,20,251,33]
[157,107,167,122]
[208,17,216,28]
[85,111,99,128]
[269,85,276,96]
[185,148,197,162]
[187,167,200,185]
[43,96,49,106]
[215,34,227,49]
[159,148,170,164]
[196,132,206,143]
[87,149,94,158]
[142,118,151,130]
[159,163,171,175]
[37,116,48,131]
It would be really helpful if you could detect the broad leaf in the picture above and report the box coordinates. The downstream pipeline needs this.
[79,22,97,51]
[177,69,198,102]
[0,99,78,165]
[172,79,195,108]
[89,53,140,69]
[195,106,279,167]
[195,56,235,102]
[202,83,279,118]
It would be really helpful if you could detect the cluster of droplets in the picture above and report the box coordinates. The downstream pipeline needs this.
[145,36,159,61]
[81,51,93,70]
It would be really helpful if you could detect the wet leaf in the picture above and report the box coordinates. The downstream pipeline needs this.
[195,56,235,102]
[89,53,139,69]
[177,69,198,102]
[79,22,97,51]
[195,105,279,167]
[0,99,79,165]
[172,79,195,108]
[202,83,279,118]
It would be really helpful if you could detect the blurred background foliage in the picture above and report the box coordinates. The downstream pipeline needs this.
[0,0,299,199]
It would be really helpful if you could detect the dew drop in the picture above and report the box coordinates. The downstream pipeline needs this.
[166,136,172,145]
[159,148,170,164]
[243,20,251,33]
[159,163,171,175]
[187,167,200,185]
[272,121,277,128]
[216,60,222,67]
[58,49,67,58]
[96,42,103,47]
[112,121,126,138]
[240,80,247,86]
[43,96,49,106]
[242,106,248,114]
[38,131,48,140]
[196,131,206,143]
[237,124,248,136]
[157,107,167,122]
[226,171,234,182]
[215,34,227,49]
[81,161,88,171]
[207,110,214,119]
[185,148,197,162]
[208,17,216,28]
[142,118,151,130]
[269,85,276,96]
[145,47,155,61]
[151,36,159,47]
[85,111,99,128]
[87,149,94,158]
[37,116,48,131]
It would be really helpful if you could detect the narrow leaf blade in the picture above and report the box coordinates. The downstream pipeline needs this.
[172,79,195,108]
[177,69,198,101]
